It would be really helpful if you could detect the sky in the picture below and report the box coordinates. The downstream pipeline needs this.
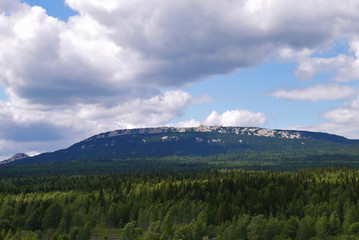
[1,0,359,159]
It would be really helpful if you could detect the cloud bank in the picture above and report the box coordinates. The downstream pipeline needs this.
[2,0,359,106]
[2,0,359,157]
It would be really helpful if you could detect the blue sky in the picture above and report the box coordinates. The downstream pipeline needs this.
[173,59,355,129]
[1,0,359,159]
[21,0,76,21]
[0,87,6,100]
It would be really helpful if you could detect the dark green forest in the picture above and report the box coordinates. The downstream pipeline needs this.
[2,168,359,239]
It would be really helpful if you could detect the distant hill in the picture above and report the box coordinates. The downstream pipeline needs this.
[1,153,29,164]
[5,126,359,168]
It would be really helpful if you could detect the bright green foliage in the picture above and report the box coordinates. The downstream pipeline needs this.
[265,216,283,239]
[315,215,328,239]
[284,216,299,239]
[296,215,315,240]
[247,214,266,240]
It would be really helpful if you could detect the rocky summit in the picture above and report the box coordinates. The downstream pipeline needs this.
[1,153,29,164]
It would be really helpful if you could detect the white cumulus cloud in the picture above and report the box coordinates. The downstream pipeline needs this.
[281,39,359,82]
[268,84,355,102]
[173,109,266,128]
[203,110,266,127]
[294,94,359,139]
[172,119,202,128]
[0,90,201,159]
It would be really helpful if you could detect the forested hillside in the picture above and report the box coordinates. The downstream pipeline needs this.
[3,126,359,176]
[2,168,359,239]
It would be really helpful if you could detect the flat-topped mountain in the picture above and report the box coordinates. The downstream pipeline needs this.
[5,126,359,166]
[84,125,351,142]
[90,126,304,139]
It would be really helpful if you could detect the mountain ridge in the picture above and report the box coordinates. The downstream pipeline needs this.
[4,126,359,167]
[85,125,352,141]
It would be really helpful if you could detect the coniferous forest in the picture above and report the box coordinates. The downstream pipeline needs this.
[2,167,359,239]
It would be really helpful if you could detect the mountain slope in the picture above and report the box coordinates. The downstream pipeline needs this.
[1,153,29,165]
[7,126,359,166]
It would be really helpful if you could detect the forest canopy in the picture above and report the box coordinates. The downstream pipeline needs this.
[1,167,359,239]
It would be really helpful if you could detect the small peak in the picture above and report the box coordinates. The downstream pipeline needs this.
[1,153,29,164]
[12,153,29,159]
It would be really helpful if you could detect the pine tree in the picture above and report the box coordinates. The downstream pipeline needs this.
[328,211,341,236]
[315,215,328,239]
[247,214,266,240]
